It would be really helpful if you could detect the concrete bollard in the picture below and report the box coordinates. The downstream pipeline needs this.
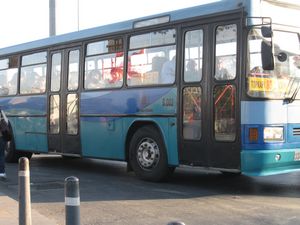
[18,157,32,225]
[65,176,80,225]
[167,222,186,225]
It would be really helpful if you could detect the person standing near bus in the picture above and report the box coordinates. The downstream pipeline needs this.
[0,108,10,180]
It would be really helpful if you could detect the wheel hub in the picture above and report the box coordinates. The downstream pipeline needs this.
[137,138,160,170]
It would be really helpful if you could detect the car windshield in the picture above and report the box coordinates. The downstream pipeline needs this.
[247,28,300,99]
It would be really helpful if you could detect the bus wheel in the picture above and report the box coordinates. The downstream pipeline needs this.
[5,139,32,163]
[129,125,172,182]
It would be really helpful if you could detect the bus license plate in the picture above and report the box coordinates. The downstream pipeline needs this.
[294,151,300,161]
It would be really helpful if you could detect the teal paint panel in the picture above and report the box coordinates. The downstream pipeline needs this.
[241,149,300,176]
[81,117,125,159]
[166,117,179,166]
[0,95,47,116]
[81,87,177,115]
[11,117,48,152]
[81,116,179,166]
[142,88,177,115]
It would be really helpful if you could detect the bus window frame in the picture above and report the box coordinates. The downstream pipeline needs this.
[183,28,204,84]
[214,23,238,82]
[0,56,20,97]
[83,36,125,91]
[19,51,47,95]
[50,52,62,93]
[67,49,80,92]
[126,27,178,88]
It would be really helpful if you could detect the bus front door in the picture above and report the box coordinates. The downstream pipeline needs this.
[48,48,81,155]
[180,20,240,171]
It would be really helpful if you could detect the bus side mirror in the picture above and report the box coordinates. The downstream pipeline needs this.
[261,40,274,70]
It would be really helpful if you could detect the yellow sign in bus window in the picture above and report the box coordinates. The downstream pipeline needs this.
[248,77,289,93]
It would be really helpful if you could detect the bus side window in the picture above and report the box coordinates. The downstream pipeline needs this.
[20,52,47,94]
[214,24,237,81]
[0,68,18,96]
[50,53,62,92]
[127,29,176,86]
[184,29,203,83]
[68,50,80,91]
[85,38,124,90]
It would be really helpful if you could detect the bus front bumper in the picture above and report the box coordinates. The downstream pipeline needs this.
[241,149,300,176]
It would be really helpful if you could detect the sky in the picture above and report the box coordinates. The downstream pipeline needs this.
[0,0,217,48]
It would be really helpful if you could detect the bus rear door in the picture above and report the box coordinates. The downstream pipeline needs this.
[48,47,81,155]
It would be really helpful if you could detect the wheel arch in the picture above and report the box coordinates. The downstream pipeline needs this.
[125,120,166,165]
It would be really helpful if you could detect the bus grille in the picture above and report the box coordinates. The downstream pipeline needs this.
[293,128,300,136]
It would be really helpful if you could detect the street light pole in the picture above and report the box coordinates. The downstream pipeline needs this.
[49,0,56,36]
[77,0,80,31]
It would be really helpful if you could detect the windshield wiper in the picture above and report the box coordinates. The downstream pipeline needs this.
[284,77,300,103]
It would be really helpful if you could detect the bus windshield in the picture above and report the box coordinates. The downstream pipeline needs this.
[247,29,300,99]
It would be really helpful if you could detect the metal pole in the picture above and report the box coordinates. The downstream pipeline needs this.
[77,0,80,31]
[49,0,56,36]
[18,157,32,225]
[65,176,80,225]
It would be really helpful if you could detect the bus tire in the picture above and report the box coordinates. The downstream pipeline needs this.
[129,125,173,182]
[5,138,32,163]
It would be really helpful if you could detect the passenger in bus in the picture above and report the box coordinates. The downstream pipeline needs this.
[85,69,102,89]
[109,67,123,86]
[33,75,46,93]
[294,55,300,69]
[215,58,230,80]
[21,72,36,93]
[8,73,18,95]
[185,59,201,82]
[160,55,176,84]
[151,56,167,73]
[0,86,9,96]
[0,74,8,96]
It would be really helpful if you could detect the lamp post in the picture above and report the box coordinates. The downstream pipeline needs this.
[49,0,56,36]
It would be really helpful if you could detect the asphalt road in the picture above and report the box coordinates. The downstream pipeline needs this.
[1,154,300,225]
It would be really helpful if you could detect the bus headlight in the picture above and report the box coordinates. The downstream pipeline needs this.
[263,127,284,142]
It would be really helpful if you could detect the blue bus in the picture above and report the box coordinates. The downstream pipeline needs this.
[0,0,299,181]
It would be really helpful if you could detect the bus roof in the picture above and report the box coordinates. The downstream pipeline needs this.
[0,0,298,57]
